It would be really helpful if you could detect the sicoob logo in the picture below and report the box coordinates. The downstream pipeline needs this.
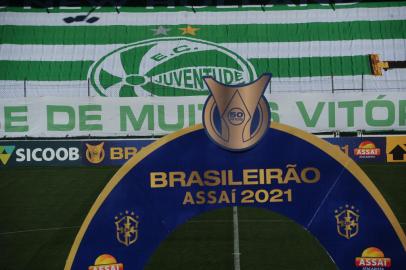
[0,145,15,165]
[203,74,271,151]
[89,37,256,97]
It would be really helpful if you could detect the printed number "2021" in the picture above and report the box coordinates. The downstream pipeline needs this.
[241,189,292,204]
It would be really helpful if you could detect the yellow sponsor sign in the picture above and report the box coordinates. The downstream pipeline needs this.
[386,136,406,163]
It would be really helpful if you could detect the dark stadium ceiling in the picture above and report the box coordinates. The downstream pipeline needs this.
[0,0,401,8]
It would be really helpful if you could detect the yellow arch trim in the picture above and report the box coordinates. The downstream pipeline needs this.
[64,122,406,269]
[270,122,406,251]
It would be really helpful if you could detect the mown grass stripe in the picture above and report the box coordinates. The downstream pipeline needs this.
[0,55,372,81]
[1,20,405,44]
[0,61,93,81]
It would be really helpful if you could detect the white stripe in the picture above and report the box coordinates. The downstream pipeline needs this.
[228,40,406,60]
[1,71,406,98]
[1,7,406,26]
[0,81,90,98]
[0,44,123,61]
[1,39,405,61]
[265,71,406,93]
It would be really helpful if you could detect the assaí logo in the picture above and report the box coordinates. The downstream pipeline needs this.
[355,247,391,269]
[354,140,381,159]
[88,254,123,270]
[89,37,256,97]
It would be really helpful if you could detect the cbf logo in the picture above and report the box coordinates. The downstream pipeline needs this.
[202,74,271,151]
[115,211,139,247]
[335,204,360,239]
[89,37,256,97]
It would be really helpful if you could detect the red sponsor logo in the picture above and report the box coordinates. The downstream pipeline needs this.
[88,254,124,270]
[354,141,381,158]
[88,264,123,270]
[355,247,391,269]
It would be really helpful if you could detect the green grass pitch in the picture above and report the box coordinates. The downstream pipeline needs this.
[0,163,405,270]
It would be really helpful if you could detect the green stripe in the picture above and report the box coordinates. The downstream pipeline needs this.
[250,55,371,77]
[1,20,406,44]
[0,56,371,81]
[1,1,405,13]
[0,61,93,81]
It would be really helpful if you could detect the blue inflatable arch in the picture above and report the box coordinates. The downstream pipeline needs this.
[65,123,406,270]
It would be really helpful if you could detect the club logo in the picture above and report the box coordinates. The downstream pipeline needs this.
[85,142,105,164]
[202,74,271,151]
[89,37,256,97]
[335,204,360,239]
[355,247,391,269]
[115,211,139,247]
[354,141,381,158]
[0,145,15,165]
[88,254,123,270]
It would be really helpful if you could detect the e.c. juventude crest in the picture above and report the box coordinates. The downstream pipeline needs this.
[89,37,255,97]
[203,74,271,151]
[115,211,139,247]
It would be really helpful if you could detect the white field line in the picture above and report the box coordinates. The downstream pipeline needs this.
[1,7,406,26]
[0,220,288,236]
[1,39,405,61]
[1,222,404,235]
[0,225,80,236]
[233,206,241,270]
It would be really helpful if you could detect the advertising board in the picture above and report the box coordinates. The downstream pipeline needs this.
[0,141,82,167]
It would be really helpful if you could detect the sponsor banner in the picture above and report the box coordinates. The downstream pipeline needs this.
[0,137,402,167]
[355,247,392,269]
[83,140,152,166]
[0,140,82,167]
[386,136,406,163]
[0,93,405,137]
[325,137,386,163]
[0,139,154,167]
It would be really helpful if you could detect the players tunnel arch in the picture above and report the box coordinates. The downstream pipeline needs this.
[65,122,406,270]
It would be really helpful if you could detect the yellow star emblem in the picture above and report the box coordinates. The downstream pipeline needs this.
[179,25,200,36]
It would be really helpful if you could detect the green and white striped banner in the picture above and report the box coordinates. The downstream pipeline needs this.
[0,1,405,97]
